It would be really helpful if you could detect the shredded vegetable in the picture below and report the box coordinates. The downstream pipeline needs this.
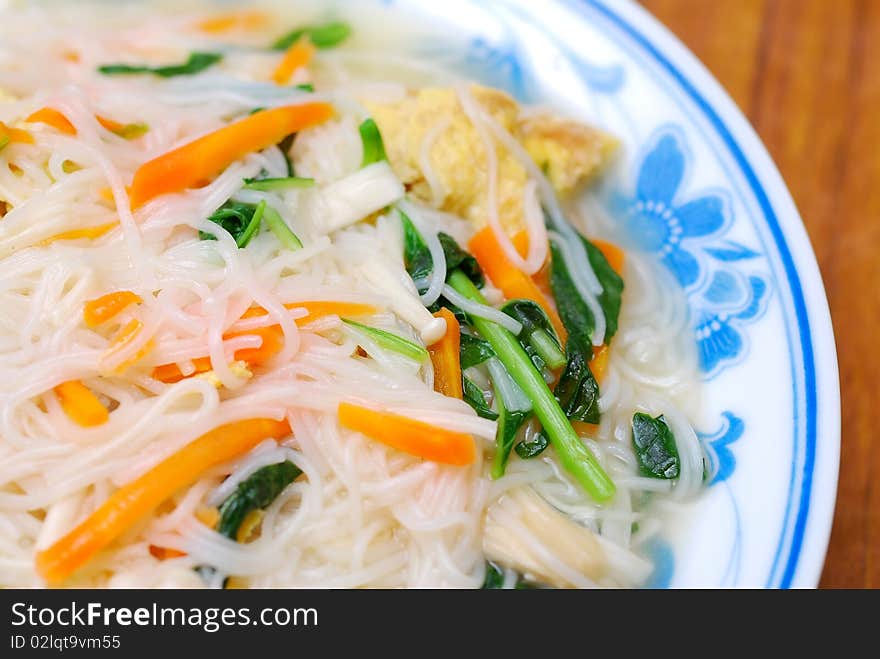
[35,418,291,585]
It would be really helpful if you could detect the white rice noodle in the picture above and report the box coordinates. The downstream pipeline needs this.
[455,84,548,276]
[418,116,451,206]
[440,283,522,335]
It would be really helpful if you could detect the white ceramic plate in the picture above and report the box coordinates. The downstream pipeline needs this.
[377,0,840,587]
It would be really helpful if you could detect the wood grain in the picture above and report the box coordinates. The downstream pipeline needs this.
[639,0,880,588]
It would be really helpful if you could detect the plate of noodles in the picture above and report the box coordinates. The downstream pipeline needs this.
[0,0,839,588]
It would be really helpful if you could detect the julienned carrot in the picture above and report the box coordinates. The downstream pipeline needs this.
[102,319,153,373]
[338,402,475,466]
[272,37,316,84]
[54,381,108,427]
[38,222,118,246]
[590,344,610,383]
[428,308,463,399]
[151,301,378,383]
[197,10,267,33]
[0,121,34,146]
[148,545,186,560]
[592,239,625,276]
[26,108,76,135]
[35,417,291,585]
[129,103,334,208]
[469,226,566,342]
[96,115,149,140]
[83,290,143,328]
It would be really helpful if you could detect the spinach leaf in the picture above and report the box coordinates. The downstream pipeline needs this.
[463,377,498,421]
[99,52,222,77]
[200,200,264,247]
[549,235,624,344]
[501,299,566,371]
[400,213,484,291]
[490,384,530,479]
[631,413,680,479]
[401,210,433,285]
[481,561,548,589]
[217,461,302,540]
[439,233,483,287]
[277,133,296,177]
[459,333,495,370]
[359,118,387,167]
[482,561,505,588]
[554,335,600,424]
[515,432,549,459]
[273,21,352,50]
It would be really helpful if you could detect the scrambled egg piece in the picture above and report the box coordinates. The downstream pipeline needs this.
[364,85,616,233]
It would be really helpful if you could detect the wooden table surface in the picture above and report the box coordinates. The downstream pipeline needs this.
[639,0,879,588]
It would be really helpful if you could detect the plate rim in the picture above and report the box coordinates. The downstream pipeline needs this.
[571,0,841,587]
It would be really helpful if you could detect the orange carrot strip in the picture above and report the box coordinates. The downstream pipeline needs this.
[35,417,291,584]
[103,319,153,372]
[38,222,118,246]
[338,402,475,466]
[197,10,267,33]
[571,420,598,437]
[0,121,34,145]
[129,103,334,208]
[429,308,463,399]
[53,381,108,427]
[83,290,143,328]
[195,506,220,528]
[26,108,76,135]
[590,344,610,384]
[512,229,555,303]
[469,226,566,342]
[151,357,213,384]
[227,324,285,365]
[272,37,316,84]
[592,239,625,275]
[96,115,149,140]
[149,545,186,560]
[151,301,377,383]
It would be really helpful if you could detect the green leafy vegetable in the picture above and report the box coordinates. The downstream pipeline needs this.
[482,561,505,589]
[463,377,498,421]
[481,561,546,589]
[632,413,680,479]
[343,319,429,362]
[501,299,566,371]
[201,200,264,247]
[400,209,433,286]
[359,118,387,167]
[459,333,495,370]
[554,335,600,424]
[438,233,483,287]
[295,83,315,92]
[272,21,352,51]
[400,211,483,292]
[98,52,222,77]
[262,205,303,250]
[243,176,314,191]
[549,235,624,344]
[217,461,302,540]
[277,134,296,177]
[108,122,149,140]
[515,432,549,459]
[0,133,9,152]
[446,269,615,502]
[490,382,529,479]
